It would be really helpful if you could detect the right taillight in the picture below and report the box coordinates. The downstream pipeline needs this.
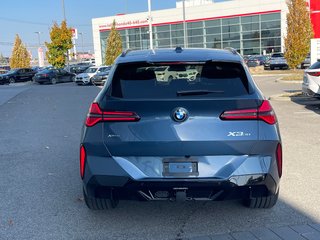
[307,72,320,77]
[276,143,282,178]
[220,100,277,125]
[80,145,86,179]
[85,102,140,127]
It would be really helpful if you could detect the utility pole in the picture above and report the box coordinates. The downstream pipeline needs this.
[148,0,153,50]
[34,32,41,46]
[78,32,84,59]
[62,0,66,21]
[182,0,188,48]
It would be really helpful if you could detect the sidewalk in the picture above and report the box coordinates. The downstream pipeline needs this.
[185,223,320,240]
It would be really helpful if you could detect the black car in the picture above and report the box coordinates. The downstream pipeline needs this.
[247,55,267,67]
[33,68,76,84]
[0,68,36,84]
[81,48,282,210]
[66,63,92,74]
[91,66,112,86]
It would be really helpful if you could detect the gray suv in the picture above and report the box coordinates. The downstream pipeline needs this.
[80,48,282,210]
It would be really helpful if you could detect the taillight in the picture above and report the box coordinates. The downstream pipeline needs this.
[276,143,282,178]
[307,72,320,77]
[80,145,86,179]
[85,102,140,127]
[220,100,277,125]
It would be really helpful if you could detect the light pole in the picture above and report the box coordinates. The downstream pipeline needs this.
[62,0,66,21]
[182,0,187,48]
[78,32,84,57]
[148,0,153,50]
[34,32,41,46]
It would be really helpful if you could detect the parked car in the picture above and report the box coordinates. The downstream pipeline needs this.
[0,68,36,83]
[80,48,282,210]
[268,53,289,70]
[91,66,112,86]
[246,55,267,67]
[33,68,76,84]
[242,55,251,65]
[75,66,109,85]
[0,69,8,75]
[154,65,199,83]
[66,63,92,74]
[302,60,320,98]
[300,53,311,69]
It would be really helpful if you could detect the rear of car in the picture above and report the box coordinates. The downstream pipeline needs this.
[80,48,282,210]
[269,53,289,70]
[247,55,266,67]
[302,60,320,98]
[91,66,112,86]
[33,69,56,84]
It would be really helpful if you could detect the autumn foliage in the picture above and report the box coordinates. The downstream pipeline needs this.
[105,20,123,65]
[9,34,31,69]
[46,21,73,68]
[284,0,313,69]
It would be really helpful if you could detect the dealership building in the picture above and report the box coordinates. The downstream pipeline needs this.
[92,0,320,66]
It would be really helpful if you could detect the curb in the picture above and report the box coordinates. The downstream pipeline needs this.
[269,94,310,101]
[275,78,303,84]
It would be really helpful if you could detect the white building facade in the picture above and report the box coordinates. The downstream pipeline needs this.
[92,0,288,66]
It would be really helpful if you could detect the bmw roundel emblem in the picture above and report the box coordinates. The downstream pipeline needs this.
[172,107,188,122]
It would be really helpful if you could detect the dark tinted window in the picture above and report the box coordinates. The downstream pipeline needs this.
[309,61,320,69]
[271,53,284,58]
[110,62,249,99]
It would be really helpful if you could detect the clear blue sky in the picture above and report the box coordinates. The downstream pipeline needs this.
[0,0,179,57]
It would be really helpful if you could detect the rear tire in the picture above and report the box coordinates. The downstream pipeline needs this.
[51,78,57,85]
[243,190,279,209]
[83,188,118,210]
[9,78,15,84]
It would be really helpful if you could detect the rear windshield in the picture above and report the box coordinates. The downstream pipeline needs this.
[109,62,249,99]
[309,61,320,69]
[271,53,284,58]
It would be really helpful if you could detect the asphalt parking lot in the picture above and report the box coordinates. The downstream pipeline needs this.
[0,77,319,240]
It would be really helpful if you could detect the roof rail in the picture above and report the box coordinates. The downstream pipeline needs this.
[224,47,239,55]
[175,46,183,53]
[121,49,132,57]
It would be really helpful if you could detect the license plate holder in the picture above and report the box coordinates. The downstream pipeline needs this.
[163,160,198,177]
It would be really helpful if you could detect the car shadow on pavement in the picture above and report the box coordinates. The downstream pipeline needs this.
[79,197,320,240]
[289,96,320,115]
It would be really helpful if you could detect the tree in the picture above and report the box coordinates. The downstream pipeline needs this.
[0,53,7,65]
[46,20,73,68]
[9,34,31,69]
[284,0,313,69]
[105,20,123,65]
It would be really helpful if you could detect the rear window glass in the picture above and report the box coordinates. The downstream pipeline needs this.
[110,62,249,99]
[309,61,320,69]
[271,53,284,58]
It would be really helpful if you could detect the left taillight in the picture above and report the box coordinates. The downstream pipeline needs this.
[80,145,86,179]
[220,100,277,125]
[85,102,140,127]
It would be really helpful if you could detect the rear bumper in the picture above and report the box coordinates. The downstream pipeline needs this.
[83,174,278,201]
[270,64,288,69]
[83,154,280,200]
[302,78,320,96]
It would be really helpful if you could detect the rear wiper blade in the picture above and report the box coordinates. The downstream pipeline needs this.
[176,90,224,96]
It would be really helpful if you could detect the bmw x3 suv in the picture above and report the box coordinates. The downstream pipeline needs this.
[80,48,282,210]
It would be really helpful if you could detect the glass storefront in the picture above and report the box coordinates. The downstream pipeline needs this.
[100,12,281,63]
